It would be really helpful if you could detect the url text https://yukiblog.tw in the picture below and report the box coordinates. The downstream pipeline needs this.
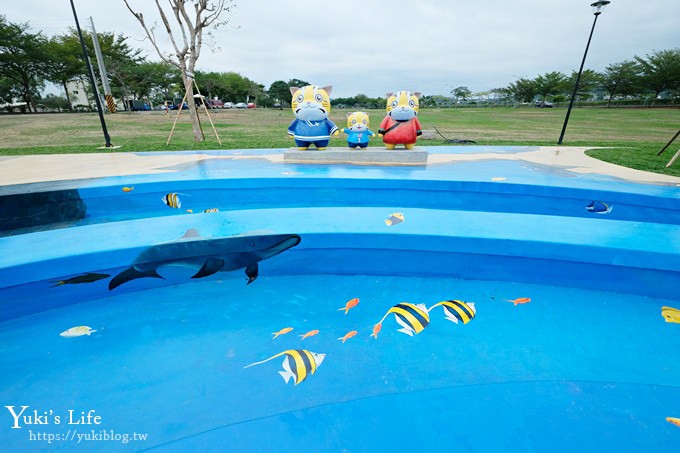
[29,429,148,445]
[5,406,148,445]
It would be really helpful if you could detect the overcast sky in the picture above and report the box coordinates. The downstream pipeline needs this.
[5,0,680,98]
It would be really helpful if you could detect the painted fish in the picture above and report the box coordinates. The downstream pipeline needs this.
[162,193,182,208]
[661,306,680,324]
[300,329,319,340]
[338,297,360,314]
[50,272,110,287]
[667,417,680,427]
[370,323,382,339]
[385,213,404,226]
[376,302,430,336]
[108,230,301,290]
[585,201,613,214]
[60,326,96,338]
[122,186,134,192]
[272,327,293,339]
[203,208,219,213]
[429,299,476,324]
[338,330,358,343]
[507,297,531,305]
[244,349,326,385]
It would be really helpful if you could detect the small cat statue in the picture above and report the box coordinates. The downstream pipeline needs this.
[340,111,376,149]
[287,85,339,150]
[378,91,423,150]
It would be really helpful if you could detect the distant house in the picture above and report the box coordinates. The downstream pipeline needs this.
[65,79,124,111]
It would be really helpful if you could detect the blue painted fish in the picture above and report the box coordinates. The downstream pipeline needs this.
[385,213,404,226]
[162,193,182,209]
[108,229,301,290]
[244,349,326,385]
[429,299,476,324]
[585,201,613,214]
[375,302,430,336]
[60,326,96,338]
[50,272,110,287]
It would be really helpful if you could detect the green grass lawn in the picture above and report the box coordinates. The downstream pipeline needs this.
[0,107,678,176]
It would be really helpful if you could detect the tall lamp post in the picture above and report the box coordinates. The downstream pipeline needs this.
[557,1,610,145]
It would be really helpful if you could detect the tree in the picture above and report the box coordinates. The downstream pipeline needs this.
[635,48,680,105]
[503,78,536,106]
[124,0,235,141]
[44,34,85,111]
[268,80,291,106]
[451,86,471,104]
[534,71,566,102]
[0,15,49,112]
[601,60,640,106]
[564,69,603,102]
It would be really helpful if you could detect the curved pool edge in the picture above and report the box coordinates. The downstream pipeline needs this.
[2,146,680,190]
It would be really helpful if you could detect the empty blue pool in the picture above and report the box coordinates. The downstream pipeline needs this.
[1,147,679,451]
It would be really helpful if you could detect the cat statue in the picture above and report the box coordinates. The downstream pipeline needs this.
[340,111,376,149]
[378,91,423,150]
[287,85,339,150]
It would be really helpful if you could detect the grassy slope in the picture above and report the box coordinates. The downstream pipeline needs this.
[0,107,678,176]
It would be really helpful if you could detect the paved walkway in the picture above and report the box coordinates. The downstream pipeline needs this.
[1,146,679,187]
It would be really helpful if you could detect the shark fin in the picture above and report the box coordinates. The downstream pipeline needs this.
[108,267,164,290]
[245,263,259,285]
[191,258,225,279]
[181,228,201,239]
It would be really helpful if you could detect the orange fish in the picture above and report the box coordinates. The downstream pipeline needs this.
[370,323,382,339]
[667,417,680,428]
[338,330,358,343]
[507,297,531,305]
[186,209,194,213]
[338,298,360,314]
[122,186,134,192]
[272,327,293,339]
[300,329,319,340]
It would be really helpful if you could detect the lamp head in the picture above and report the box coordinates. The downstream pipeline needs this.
[591,1,610,15]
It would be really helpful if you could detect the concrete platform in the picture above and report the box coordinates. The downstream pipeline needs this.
[284,147,428,166]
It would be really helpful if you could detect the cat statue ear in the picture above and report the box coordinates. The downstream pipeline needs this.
[289,86,300,95]
[385,92,394,98]
[321,86,333,95]
[413,91,422,99]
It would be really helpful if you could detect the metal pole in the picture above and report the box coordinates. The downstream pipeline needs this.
[89,17,116,113]
[557,12,600,145]
[70,0,113,147]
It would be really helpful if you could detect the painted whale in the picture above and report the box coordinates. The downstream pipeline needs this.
[108,229,301,290]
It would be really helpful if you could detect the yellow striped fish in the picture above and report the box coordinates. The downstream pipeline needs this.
[244,349,326,385]
[376,302,430,336]
[429,299,476,324]
[161,193,182,208]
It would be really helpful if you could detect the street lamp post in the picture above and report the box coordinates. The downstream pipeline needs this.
[557,1,610,145]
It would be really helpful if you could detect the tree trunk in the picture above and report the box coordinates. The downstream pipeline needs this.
[61,80,74,111]
[183,75,204,141]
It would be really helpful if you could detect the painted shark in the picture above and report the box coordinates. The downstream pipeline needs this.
[108,229,301,290]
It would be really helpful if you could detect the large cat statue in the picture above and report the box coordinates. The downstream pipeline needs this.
[340,111,376,149]
[287,85,339,150]
[378,91,423,150]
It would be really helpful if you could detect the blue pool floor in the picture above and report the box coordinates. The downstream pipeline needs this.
[1,273,679,451]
